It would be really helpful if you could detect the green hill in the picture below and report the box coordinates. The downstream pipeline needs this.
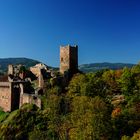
[0,58,40,73]
[0,58,135,74]
[79,62,135,73]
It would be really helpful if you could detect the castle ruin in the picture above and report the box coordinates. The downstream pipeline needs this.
[0,65,41,112]
[0,44,79,112]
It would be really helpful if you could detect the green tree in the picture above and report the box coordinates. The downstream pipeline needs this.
[121,135,131,140]
[0,104,58,140]
[102,70,121,95]
[69,96,112,140]
[68,73,88,96]
[68,73,109,98]
[119,67,135,95]
[131,129,140,140]
[131,63,140,91]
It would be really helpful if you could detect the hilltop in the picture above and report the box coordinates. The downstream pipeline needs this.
[79,62,135,73]
[0,58,40,73]
[0,58,135,74]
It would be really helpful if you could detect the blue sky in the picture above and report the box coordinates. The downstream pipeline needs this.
[0,0,140,66]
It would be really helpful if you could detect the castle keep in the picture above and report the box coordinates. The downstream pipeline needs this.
[60,45,78,74]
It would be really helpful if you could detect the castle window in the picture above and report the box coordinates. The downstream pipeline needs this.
[61,57,64,62]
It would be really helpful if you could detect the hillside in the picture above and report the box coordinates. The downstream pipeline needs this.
[79,62,135,73]
[0,58,40,73]
[0,58,135,74]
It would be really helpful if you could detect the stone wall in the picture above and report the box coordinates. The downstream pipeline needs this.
[0,82,12,112]
[30,63,48,77]
[8,64,23,76]
[0,81,41,112]
[20,94,41,109]
[0,64,42,112]
[30,64,46,88]
[8,65,14,75]
[30,67,40,77]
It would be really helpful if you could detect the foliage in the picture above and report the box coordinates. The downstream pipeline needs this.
[0,104,58,140]
[131,129,140,140]
[1,63,140,140]
[119,67,135,95]
[68,72,109,98]
[0,108,9,123]
[68,96,112,140]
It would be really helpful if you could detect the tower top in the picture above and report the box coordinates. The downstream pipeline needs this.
[60,44,78,48]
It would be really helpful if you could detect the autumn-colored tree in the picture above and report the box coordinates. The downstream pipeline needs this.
[102,70,121,95]
[68,73,109,98]
[68,96,112,140]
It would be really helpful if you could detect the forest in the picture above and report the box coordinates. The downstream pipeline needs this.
[0,63,140,140]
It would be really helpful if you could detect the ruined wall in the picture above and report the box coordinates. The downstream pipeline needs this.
[30,63,48,77]
[30,67,40,77]
[8,65,14,75]
[11,83,21,111]
[0,82,12,112]
[30,65,46,88]
[30,68,44,88]
[8,64,22,76]
[0,82,27,112]
[38,71,44,88]
[0,64,42,112]
[20,94,41,109]
[60,45,78,74]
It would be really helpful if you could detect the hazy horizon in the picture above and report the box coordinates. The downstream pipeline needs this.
[0,57,137,67]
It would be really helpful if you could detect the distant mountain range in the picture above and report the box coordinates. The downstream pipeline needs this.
[0,58,135,74]
[79,63,135,73]
[0,58,40,73]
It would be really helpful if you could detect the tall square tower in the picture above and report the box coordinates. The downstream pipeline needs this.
[60,45,78,74]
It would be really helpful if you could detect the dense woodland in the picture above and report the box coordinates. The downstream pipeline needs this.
[1,63,140,140]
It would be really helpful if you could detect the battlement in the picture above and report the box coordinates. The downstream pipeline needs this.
[60,44,78,48]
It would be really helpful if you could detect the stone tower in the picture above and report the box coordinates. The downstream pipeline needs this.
[60,45,78,74]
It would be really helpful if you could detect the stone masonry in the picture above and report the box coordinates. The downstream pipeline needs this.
[60,45,78,74]
[0,82,24,112]
[30,63,48,88]
[0,82,12,112]
[0,65,41,112]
